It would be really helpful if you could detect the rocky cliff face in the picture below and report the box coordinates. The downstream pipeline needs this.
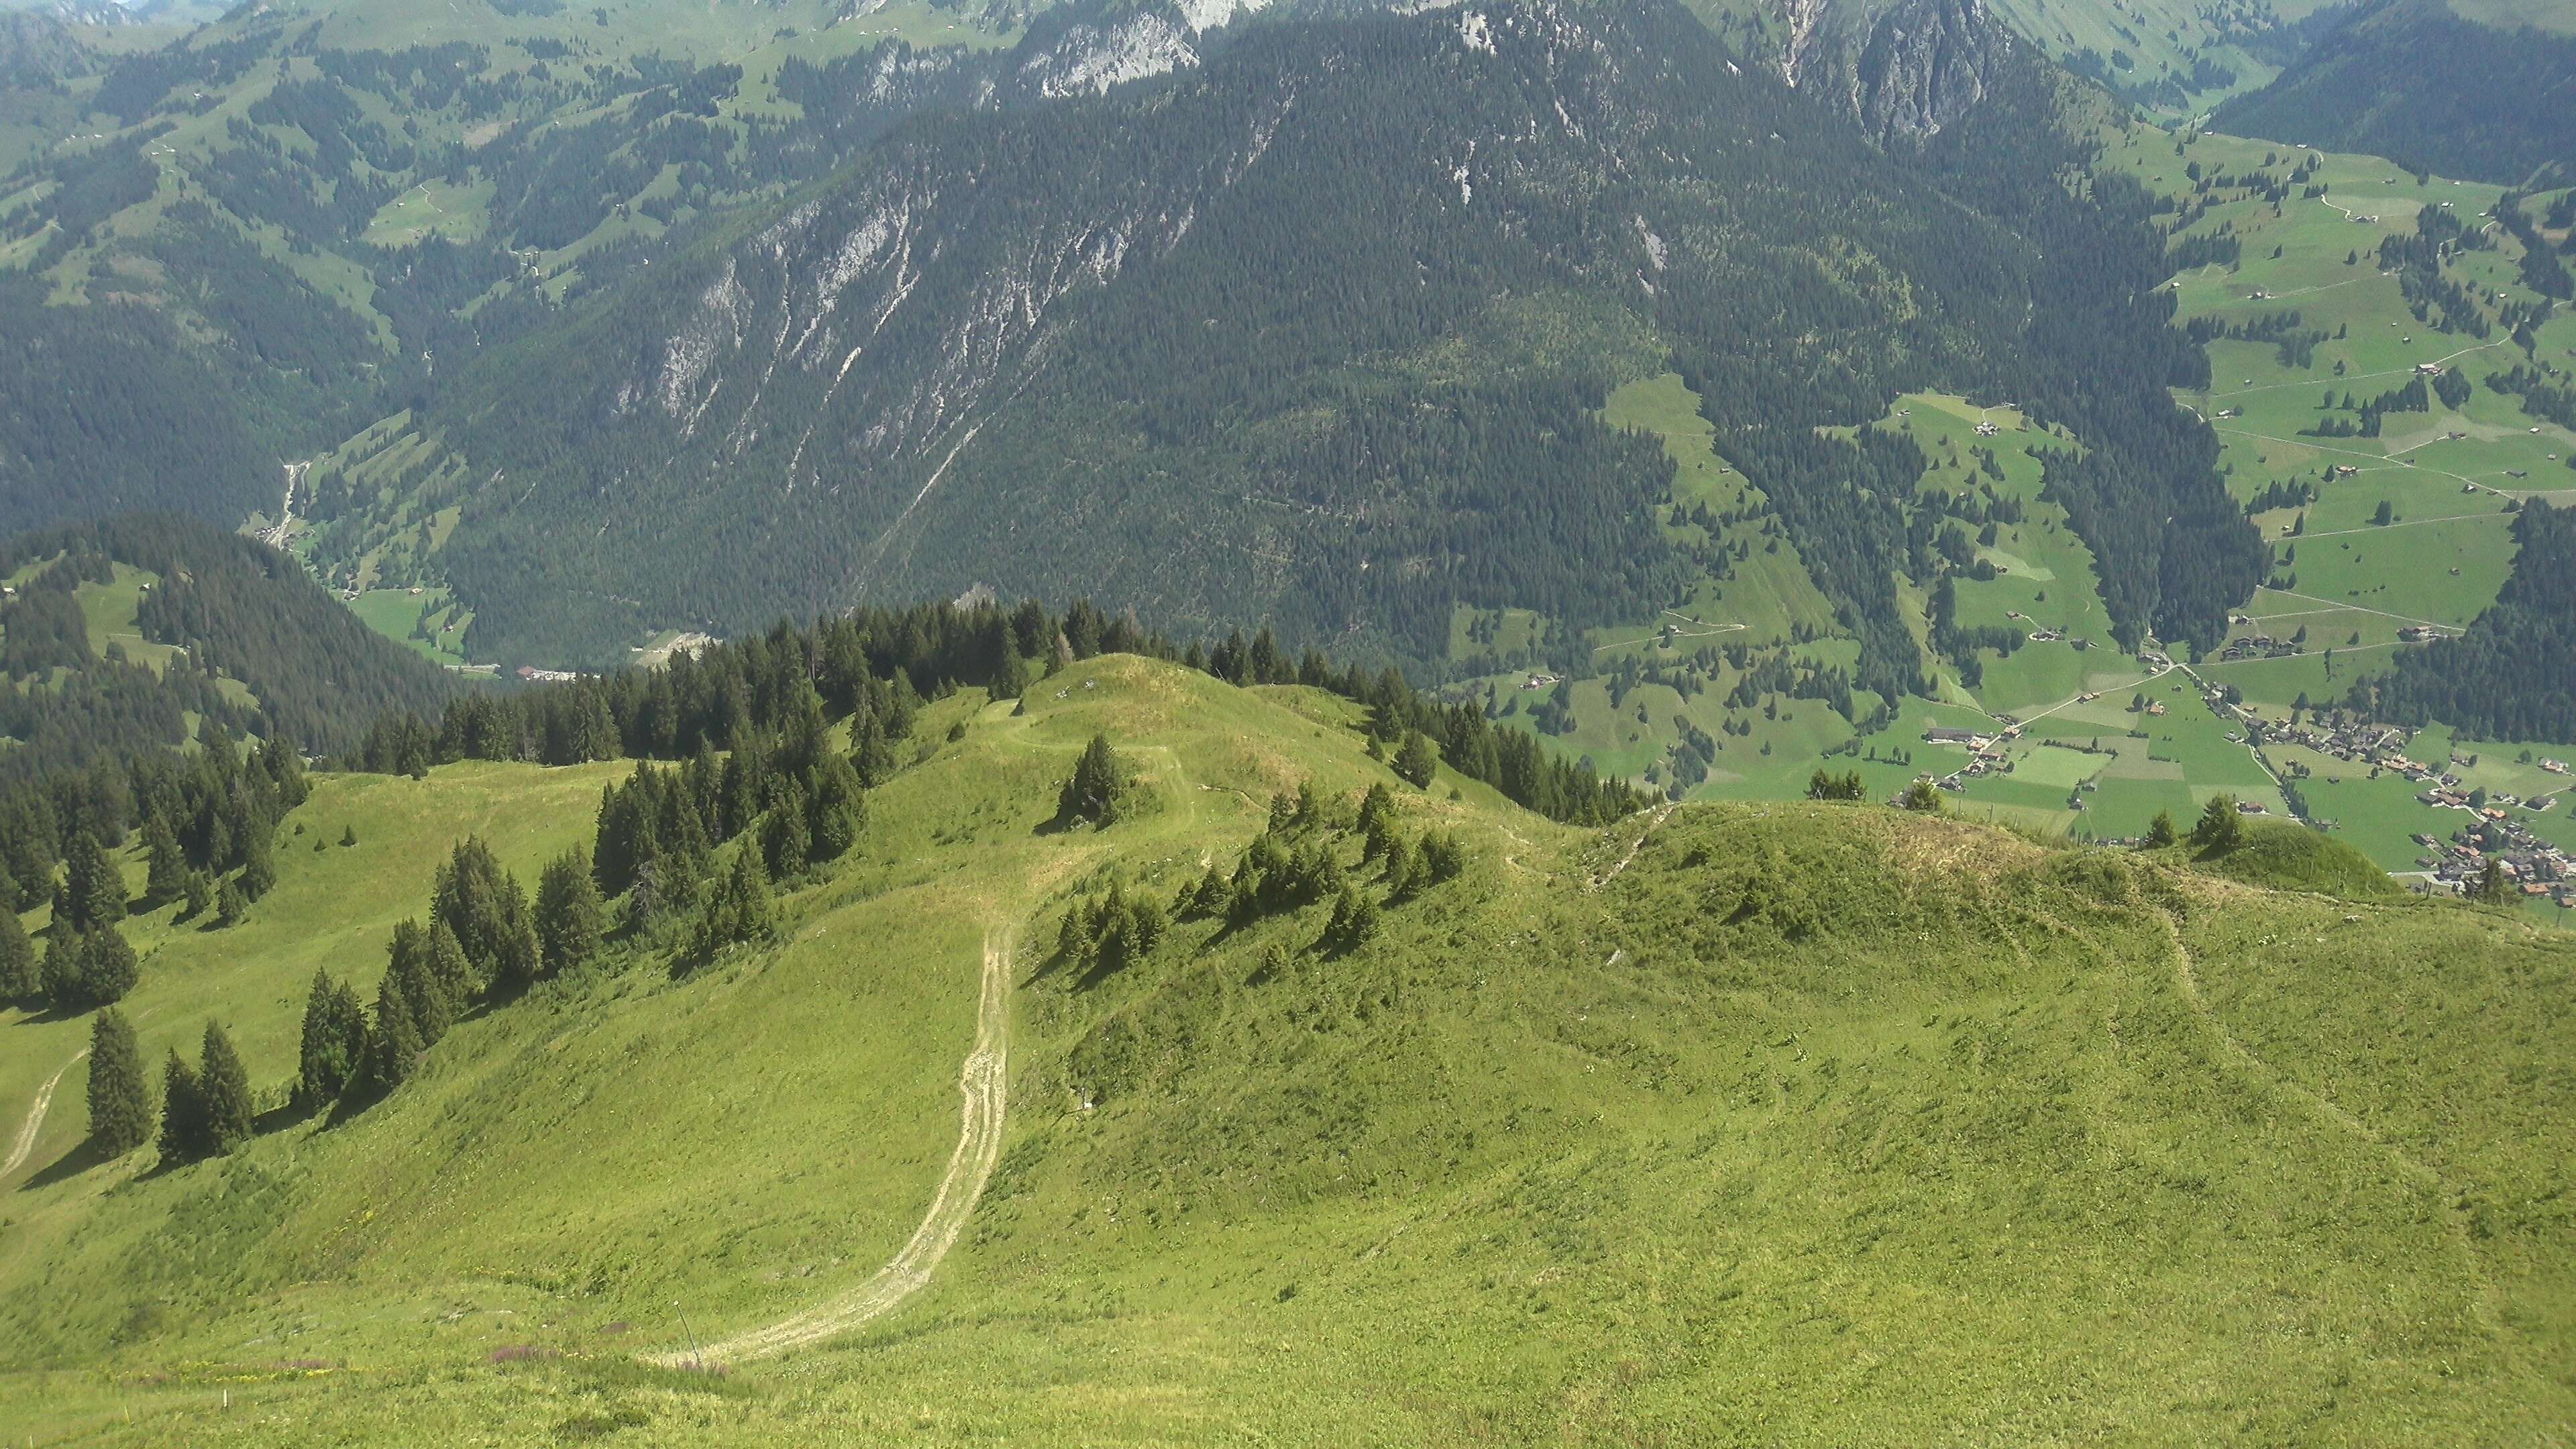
[1771,0,2011,145]
[1847,0,2008,144]
[0,11,101,88]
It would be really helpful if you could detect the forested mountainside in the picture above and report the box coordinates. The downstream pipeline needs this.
[0,513,460,782]
[2212,0,2576,188]
[390,0,2254,686]
[2364,501,2576,742]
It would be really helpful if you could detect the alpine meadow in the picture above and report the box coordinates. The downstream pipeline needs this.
[3,0,2573,1442]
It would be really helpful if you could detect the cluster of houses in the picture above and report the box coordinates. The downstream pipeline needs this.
[2217,633,2304,662]
[1921,725,2016,792]
[2239,714,2411,765]
[2413,813,2574,906]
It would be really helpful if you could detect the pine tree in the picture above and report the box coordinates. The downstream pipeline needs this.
[0,902,33,1004]
[341,823,358,848]
[237,828,277,901]
[293,969,364,1111]
[1383,835,1418,898]
[215,875,246,928]
[40,930,79,1010]
[805,753,867,862]
[158,1047,205,1164]
[2191,795,2245,852]
[851,713,902,789]
[534,848,606,974]
[992,648,1029,701]
[433,837,539,993]
[56,830,125,933]
[78,926,140,1007]
[86,1007,152,1155]
[761,780,812,879]
[396,920,459,1046]
[1057,734,1132,828]
[694,847,775,957]
[2473,856,2514,905]
[179,869,212,922]
[360,969,421,1097]
[1393,730,1439,788]
[197,1021,253,1155]
[2143,809,2179,848]
[142,812,186,906]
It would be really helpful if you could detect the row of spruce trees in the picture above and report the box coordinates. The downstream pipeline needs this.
[343,599,1650,827]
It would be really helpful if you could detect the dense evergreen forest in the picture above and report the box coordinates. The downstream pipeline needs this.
[2213,0,2576,188]
[0,515,460,783]
[2363,502,2576,743]
[0,276,279,539]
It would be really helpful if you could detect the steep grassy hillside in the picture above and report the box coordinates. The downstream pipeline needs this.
[3,654,2568,1444]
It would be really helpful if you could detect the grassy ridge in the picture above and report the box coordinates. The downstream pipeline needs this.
[3,655,2569,1443]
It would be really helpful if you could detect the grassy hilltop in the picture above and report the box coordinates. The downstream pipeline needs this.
[3,653,2572,1444]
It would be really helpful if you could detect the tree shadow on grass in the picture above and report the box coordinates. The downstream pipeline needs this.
[19,1135,111,1191]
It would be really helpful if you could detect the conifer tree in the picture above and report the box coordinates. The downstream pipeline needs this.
[396,921,458,1046]
[158,1047,205,1164]
[535,848,606,974]
[78,925,139,1007]
[237,828,277,902]
[0,903,33,1004]
[851,712,901,789]
[293,969,366,1112]
[2191,795,2245,851]
[433,838,540,993]
[197,1021,252,1155]
[1057,734,1132,828]
[694,847,775,957]
[2473,856,2514,905]
[1421,830,1468,883]
[2143,809,2179,848]
[215,875,246,928]
[87,1007,152,1156]
[1383,836,1418,898]
[341,824,358,848]
[40,930,79,1010]
[760,784,812,879]
[179,869,212,922]
[56,830,124,933]
[142,812,186,906]
[1393,730,1439,788]
[991,648,1029,701]
[361,969,422,1097]
[805,753,867,862]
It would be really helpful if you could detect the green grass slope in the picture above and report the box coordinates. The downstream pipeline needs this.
[2171,816,2408,896]
[2,655,2570,1444]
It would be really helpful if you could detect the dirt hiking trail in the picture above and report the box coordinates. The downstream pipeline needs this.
[670,926,1011,1364]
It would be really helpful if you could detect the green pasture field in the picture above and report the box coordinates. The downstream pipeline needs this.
[347,588,472,667]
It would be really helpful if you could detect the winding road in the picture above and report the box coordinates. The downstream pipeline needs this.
[4,1051,87,1183]
[669,926,1012,1365]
